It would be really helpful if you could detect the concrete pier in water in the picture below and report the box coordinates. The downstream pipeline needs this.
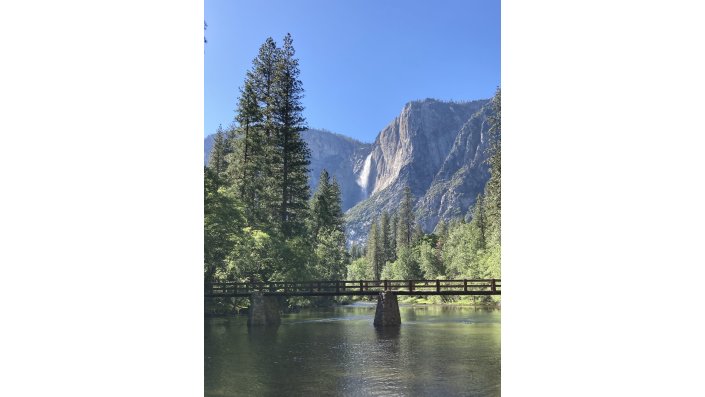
[248,292,281,326]
[373,291,401,326]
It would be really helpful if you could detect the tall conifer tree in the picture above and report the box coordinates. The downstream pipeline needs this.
[228,42,277,229]
[208,125,228,182]
[328,177,344,232]
[271,33,310,238]
[396,186,415,251]
[390,214,398,261]
[366,220,383,280]
[310,170,332,239]
[380,212,391,264]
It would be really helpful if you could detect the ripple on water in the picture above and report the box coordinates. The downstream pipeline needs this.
[205,307,500,397]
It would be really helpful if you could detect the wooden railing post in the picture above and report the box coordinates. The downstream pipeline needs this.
[491,279,496,292]
[436,279,441,292]
[336,281,340,293]
[464,279,467,292]
[384,279,388,290]
[409,280,413,292]
[359,280,363,292]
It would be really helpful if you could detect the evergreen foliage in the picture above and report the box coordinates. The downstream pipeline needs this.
[485,88,501,247]
[310,169,349,280]
[380,212,392,264]
[358,88,501,290]
[207,125,229,181]
[204,168,244,282]
[396,186,415,249]
[204,34,500,305]
[271,33,311,239]
[366,221,384,280]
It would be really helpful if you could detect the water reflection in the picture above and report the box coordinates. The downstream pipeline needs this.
[374,326,401,340]
[247,324,280,342]
[205,305,500,396]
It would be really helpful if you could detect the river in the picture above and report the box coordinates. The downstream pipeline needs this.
[205,302,500,396]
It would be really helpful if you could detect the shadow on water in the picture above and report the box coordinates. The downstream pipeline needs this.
[374,325,401,340]
[247,324,280,342]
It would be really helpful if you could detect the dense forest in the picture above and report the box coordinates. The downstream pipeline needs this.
[204,35,501,304]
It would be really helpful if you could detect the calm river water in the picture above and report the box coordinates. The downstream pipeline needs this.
[205,303,500,396]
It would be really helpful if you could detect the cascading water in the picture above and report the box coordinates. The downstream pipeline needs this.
[356,153,373,198]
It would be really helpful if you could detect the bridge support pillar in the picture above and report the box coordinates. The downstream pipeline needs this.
[374,291,401,326]
[248,292,281,326]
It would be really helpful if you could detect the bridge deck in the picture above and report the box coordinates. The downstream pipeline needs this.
[205,279,501,297]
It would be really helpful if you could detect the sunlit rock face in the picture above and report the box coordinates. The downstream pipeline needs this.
[345,98,493,244]
[204,98,495,244]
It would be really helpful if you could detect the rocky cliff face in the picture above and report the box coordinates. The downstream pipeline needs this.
[204,98,495,243]
[345,98,492,243]
[302,129,370,211]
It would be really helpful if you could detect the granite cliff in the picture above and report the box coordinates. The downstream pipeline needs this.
[204,98,495,243]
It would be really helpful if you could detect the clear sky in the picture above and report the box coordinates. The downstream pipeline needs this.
[204,0,500,142]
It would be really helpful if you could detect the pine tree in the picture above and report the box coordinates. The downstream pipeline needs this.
[271,33,310,239]
[366,220,383,280]
[328,177,344,233]
[233,77,261,184]
[396,186,415,251]
[469,193,487,249]
[310,170,332,239]
[207,125,228,182]
[310,171,345,236]
[250,37,281,230]
[380,211,391,264]
[225,38,281,230]
[314,228,348,280]
[390,213,398,261]
[350,242,362,260]
[310,170,349,279]
[413,223,424,245]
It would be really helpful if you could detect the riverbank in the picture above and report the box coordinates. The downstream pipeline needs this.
[205,295,499,317]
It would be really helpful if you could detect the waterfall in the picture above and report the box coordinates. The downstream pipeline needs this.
[356,153,373,197]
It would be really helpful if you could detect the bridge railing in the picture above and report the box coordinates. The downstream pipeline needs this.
[205,279,501,296]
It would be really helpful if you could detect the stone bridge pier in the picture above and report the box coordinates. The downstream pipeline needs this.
[247,290,402,327]
[374,291,401,326]
[248,292,281,326]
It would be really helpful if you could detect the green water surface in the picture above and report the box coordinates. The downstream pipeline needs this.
[205,303,500,396]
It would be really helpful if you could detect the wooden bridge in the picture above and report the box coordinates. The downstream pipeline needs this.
[205,279,501,297]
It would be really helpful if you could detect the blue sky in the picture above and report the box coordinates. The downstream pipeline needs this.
[205,0,500,142]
